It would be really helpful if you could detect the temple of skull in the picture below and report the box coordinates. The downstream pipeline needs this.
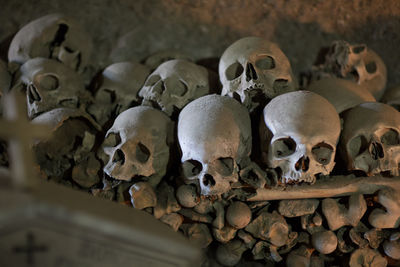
[1,1,400,266]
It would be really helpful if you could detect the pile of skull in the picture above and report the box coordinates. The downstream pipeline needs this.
[1,13,400,266]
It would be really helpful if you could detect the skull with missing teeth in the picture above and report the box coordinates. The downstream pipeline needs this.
[103,106,172,186]
[261,91,341,184]
[139,59,210,116]
[15,57,88,118]
[219,36,296,112]
[340,102,400,176]
[178,95,252,196]
[8,13,92,73]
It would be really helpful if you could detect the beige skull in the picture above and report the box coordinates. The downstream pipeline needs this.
[261,91,341,184]
[88,61,150,125]
[139,59,210,116]
[8,13,92,73]
[14,58,88,118]
[103,106,172,185]
[219,36,296,112]
[340,102,400,176]
[178,95,252,196]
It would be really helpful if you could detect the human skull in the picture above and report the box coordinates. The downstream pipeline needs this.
[340,102,400,176]
[261,91,341,184]
[219,36,296,112]
[314,40,387,100]
[8,13,92,73]
[139,59,210,117]
[14,57,89,118]
[88,62,150,125]
[32,108,100,182]
[178,94,252,196]
[103,106,173,186]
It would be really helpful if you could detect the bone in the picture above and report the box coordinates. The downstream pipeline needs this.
[215,240,247,266]
[286,245,313,267]
[153,182,181,219]
[322,193,367,231]
[349,248,387,267]
[383,232,400,260]
[369,188,400,229]
[278,199,319,218]
[237,230,256,249]
[129,181,157,209]
[212,200,225,229]
[337,227,354,253]
[364,228,387,249]
[247,175,400,201]
[245,210,289,247]
[178,208,213,224]
[160,213,183,232]
[226,201,252,229]
[180,223,213,249]
[176,184,200,208]
[71,152,101,188]
[311,230,337,254]
[212,225,237,243]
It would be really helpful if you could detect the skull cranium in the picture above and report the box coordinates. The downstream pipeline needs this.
[261,91,341,184]
[14,57,89,118]
[139,59,210,117]
[103,106,173,186]
[340,102,400,176]
[178,94,252,196]
[8,13,92,73]
[219,36,297,112]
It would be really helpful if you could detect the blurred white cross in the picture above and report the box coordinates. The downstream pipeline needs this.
[0,91,50,188]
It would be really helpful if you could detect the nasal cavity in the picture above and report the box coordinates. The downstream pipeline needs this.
[295,156,310,172]
[245,63,258,82]
[202,174,216,187]
[370,142,384,160]
[112,149,125,165]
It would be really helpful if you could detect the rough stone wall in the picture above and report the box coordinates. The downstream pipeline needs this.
[1,0,399,86]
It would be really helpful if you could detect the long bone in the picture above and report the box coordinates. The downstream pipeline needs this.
[247,175,400,201]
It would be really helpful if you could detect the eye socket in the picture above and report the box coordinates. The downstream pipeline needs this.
[216,157,234,176]
[365,61,377,74]
[312,142,334,165]
[103,132,122,147]
[166,79,188,97]
[144,75,161,87]
[272,138,296,158]
[36,74,59,90]
[225,62,244,81]
[255,56,275,70]
[348,135,369,157]
[182,160,202,177]
[381,129,400,146]
[352,45,366,54]
[136,142,150,163]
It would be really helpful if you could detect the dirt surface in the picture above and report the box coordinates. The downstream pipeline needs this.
[1,0,399,89]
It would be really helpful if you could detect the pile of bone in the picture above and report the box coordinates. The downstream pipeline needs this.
[1,14,400,267]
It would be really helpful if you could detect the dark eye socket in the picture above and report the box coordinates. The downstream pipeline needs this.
[365,61,377,74]
[36,74,59,90]
[225,62,244,81]
[352,45,366,54]
[312,142,334,165]
[216,157,234,176]
[165,79,188,97]
[182,160,202,177]
[255,56,275,70]
[136,142,150,163]
[272,138,296,158]
[145,75,161,87]
[103,132,121,147]
[348,135,369,157]
[381,129,400,146]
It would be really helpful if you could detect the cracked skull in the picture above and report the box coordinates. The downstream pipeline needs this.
[178,94,252,196]
[139,59,210,116]
[8,13,92,73]
[103,106,173,185]
[261,91,341,184]
[14,57,88,118]
[219,36,296,112]
[88,61,150,125]
[340,102,400,176]
[314,40,387,100]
